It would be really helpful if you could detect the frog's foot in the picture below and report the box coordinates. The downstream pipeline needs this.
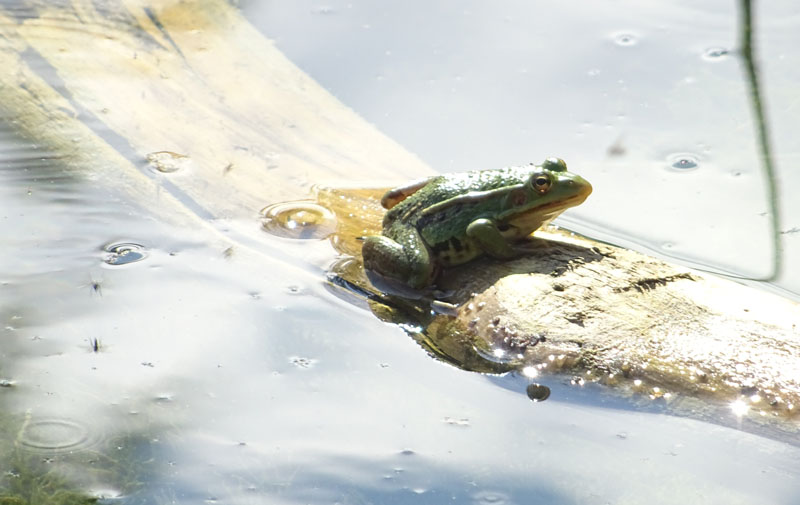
[363,268,430,300]
[430,299,459,316]
[510,236,551,255]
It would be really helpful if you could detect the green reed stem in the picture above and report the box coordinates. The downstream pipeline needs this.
[740,0,782,281]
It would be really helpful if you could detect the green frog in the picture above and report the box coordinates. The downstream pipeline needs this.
[361,158,592,296]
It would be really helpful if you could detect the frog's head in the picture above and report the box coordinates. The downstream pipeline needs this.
[497,157,592,239]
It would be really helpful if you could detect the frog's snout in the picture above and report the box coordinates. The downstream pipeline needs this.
[570,175,593,200]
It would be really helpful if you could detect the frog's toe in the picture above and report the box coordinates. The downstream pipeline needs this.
[364,269,428,299]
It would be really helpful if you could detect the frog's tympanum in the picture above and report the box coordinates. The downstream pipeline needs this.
[361,158,592,295]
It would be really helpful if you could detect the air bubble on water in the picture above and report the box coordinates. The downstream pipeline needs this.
[103,242,148,266]
[666,153,700,171]
[260,201,336,240]
[613,32,638,46]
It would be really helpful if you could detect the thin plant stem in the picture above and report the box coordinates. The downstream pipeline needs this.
[740,0,782,281]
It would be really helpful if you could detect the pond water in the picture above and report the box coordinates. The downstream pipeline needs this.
[1,1,799,504]
[251,0,800,297]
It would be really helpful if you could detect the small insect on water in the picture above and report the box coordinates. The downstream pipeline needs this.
[89,337,101,352]
[83,274,103,296]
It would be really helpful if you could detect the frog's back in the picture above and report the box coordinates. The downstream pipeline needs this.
[385,167,529,226]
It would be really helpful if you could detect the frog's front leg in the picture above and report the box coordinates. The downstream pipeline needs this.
[362,230,435,295]
[466,218,519,259]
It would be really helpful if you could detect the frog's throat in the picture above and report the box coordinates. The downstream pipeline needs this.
[503,191,589,227]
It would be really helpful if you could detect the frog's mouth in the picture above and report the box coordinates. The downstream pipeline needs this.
[502,188,592,238]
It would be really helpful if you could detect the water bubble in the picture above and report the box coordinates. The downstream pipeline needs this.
[17,418,98,454]
[672,158,697,170]
[613,33,638,46]
[260,201,336,240]
[146,151,191,173]
[103,242,148,266]
[526,383,551,402]
[666,153,700,171]
[286,285,304,295]
[703,47,729,61]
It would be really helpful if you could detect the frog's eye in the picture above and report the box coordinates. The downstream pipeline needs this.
[541,157,568,172]
[530,172,552,194]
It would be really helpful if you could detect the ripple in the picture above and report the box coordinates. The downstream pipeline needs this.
[666,152,700,171]
[103,242,148,266]
[17,418,98,454]
[613,32,638,47]
[260,201,336,239]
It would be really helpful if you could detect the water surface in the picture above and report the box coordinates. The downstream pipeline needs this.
[1,1,799,504]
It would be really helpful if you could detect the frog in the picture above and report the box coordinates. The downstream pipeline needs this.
[361,157,592,297]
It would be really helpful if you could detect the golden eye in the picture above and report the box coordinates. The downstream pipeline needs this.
[531,173,552,193]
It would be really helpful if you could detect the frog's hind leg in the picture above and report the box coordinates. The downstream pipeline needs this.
[362,233,435,296]
[380,177,434,210]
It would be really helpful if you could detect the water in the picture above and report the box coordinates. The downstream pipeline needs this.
[250,0,800,297]
[1,1,799,504]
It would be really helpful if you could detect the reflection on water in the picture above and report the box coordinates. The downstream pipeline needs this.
[249,0,800,297]
[1,3,800,505]
[5,131,798,505]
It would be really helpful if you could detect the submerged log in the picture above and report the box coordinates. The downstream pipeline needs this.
[318,186,800,437]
